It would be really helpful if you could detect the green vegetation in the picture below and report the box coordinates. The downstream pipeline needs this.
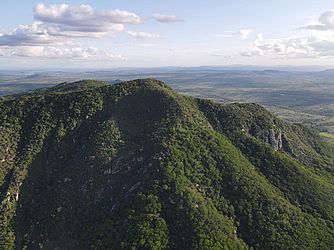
[0,79,333,249]
[320,132,334,139]
[320,132,334,146]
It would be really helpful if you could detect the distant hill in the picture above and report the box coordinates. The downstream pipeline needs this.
[0,79,333,249]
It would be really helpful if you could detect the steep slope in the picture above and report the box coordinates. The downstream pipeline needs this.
[0,79,333,250]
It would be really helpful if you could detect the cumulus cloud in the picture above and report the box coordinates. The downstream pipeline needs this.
[33,3,141,37]
[241,32,334,58]
[303,10,334,30]
[237,29,253,40]
[241,9,334,58]
[0,4,184,61]
[0,3,144,48]
[153,14,183,23]
[127,31,160,39]
[35,4,141,24]
[0,22,56,46]
[0,3,144,60]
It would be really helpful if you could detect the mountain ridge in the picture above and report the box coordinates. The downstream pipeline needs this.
[0,79,333,249]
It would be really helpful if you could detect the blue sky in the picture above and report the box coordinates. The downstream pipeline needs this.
[1,0,334,69]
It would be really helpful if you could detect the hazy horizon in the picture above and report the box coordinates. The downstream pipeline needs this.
[2,1,334,69]
[1,64,334,72]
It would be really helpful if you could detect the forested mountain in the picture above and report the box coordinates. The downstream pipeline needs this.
[0,79,333,249]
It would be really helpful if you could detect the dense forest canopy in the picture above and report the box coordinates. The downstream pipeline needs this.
[0,79,333,249]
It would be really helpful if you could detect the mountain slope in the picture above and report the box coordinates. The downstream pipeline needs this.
[0,79,333,249]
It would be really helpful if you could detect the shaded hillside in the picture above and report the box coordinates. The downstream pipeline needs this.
[0,79,333,249]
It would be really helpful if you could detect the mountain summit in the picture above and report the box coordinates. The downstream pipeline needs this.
[0,79,333,249]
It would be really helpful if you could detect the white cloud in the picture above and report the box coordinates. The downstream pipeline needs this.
[241,9,334,59]
[34,4,141,24]
[237,29,253,40]
[0,3,144,48]
[256,33,264,42]
[0,4,182,62]
[153,14,183,23]
[0,22,56,46]
[241,31,334,58]
[0,4,144,60]
[33,4,141,37]
[44,23,124,38]
[303,10,334,30]
[128,31,160,39]
[0,45,125,60]
[217,29,253,40]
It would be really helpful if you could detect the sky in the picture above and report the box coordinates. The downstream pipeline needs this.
[2,1,334,69]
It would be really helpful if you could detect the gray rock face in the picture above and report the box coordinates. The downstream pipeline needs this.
[268,128,283,151]
[251,126,285,151]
